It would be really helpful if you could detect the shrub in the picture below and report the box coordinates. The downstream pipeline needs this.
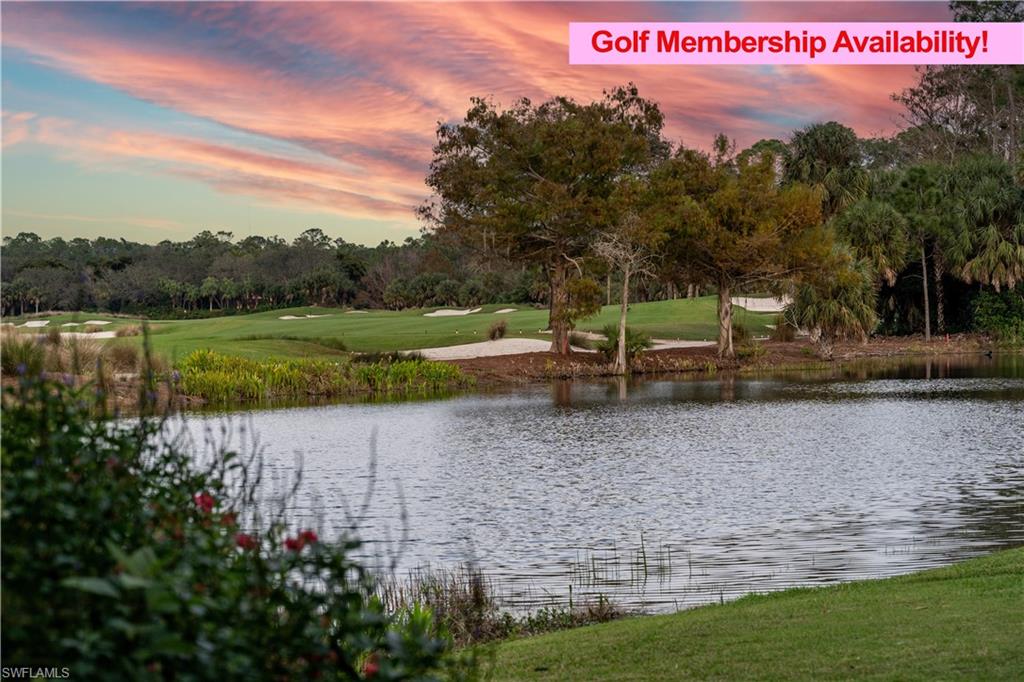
[0,333,45,376]
[105,343,140,372]
[788,250,878,359]
[115,325,142,337]
[568,332,595,350]
[488,320,507,341]
[595,324,652,365]
[731,320,750,344]
[972,288,1024,344]
[46,328,62,346]
[1,375,474,679]
[769,314,797,342]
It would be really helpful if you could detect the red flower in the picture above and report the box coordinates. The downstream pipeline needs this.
[363,653,379,678]
[220,512,238,528]
[235,533,257,550]
[299,529,318,545]
[193,492,216,514]
[285,537,303,552]
[284,529,319,552]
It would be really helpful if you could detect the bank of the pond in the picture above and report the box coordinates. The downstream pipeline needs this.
[492,547,1024,681]
[454,334,997,386]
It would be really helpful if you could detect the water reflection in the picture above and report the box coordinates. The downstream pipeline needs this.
[179,354,1024,613]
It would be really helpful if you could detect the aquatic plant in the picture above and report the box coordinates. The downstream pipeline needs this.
[177,349,471,403]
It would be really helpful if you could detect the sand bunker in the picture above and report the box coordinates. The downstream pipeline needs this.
[346,310,368,314]
[494,308,517,314]
[61,322,81,327]
[279,314,331,320]
[423,307,482,318]
[416,338,553,359]
[21,320,50,328]
[59,331,117,340]
[84,320,112,325]
[731,296,790,313]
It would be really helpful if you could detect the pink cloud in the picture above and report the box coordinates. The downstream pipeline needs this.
[3,2,942,225]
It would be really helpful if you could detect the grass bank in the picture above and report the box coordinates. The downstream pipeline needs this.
[492,548,1024,680]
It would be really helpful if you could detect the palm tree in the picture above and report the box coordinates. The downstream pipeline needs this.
[832,199,910,287]
[785,122,868,220]
[786,247,878,359]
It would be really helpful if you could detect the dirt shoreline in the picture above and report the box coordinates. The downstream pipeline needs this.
[450,334,999,386]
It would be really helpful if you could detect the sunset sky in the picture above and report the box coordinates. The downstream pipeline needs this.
[1,1,952,245]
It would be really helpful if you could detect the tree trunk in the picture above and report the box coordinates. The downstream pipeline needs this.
[1008,78,1017,167]
[933,250,946,334]
[548,261,571,355]
[614,268,630,375]
[606,273,612,306]
[920,244,931,341]
[717,280,734,359]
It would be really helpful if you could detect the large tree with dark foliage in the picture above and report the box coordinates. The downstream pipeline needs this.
[421,84,668,354]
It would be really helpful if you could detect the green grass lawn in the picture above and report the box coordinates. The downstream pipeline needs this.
[491,548,1024,681]
[5,297,775,361]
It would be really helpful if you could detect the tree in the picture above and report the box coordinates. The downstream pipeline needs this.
[889,165,945,340]
[784,122,867,219]
[659,138,831,358]
[787,247,878,359]
[832,199,910,286]
[941,155,1024,293]
[422,84,668,354]
[592,178,664,374]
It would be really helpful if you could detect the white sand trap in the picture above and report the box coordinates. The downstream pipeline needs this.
[84,320,111,325]
[305,314,330,318]
[346,310,368,314]
[61,322,82,327]
[494,308,518,314]
[423,307,483,318]
[58,331,117,340]
[416,338,553,359]
[731,296,790,313]
[279,315,302,320]
[21,320,50,328]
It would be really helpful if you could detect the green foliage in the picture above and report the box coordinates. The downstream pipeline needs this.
[832,199,910,286]
[972,287,1024,344]
[595,324,652,365]
[0,375,474,679]
[178,349,471,403]
[788,249,878,358]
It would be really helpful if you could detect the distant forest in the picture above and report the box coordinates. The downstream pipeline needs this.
[0,229,554,317]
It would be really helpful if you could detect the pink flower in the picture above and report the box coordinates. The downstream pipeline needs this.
[193,492,216,514]
[235,533,257,550]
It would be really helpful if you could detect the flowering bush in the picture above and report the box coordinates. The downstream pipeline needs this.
[1,374,476,680]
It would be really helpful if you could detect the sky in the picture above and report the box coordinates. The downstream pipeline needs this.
[1,1,952,246]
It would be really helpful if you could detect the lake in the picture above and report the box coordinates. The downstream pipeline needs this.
[178,354,1024,613]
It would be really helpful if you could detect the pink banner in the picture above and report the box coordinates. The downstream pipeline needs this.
[569,22,1024,65]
